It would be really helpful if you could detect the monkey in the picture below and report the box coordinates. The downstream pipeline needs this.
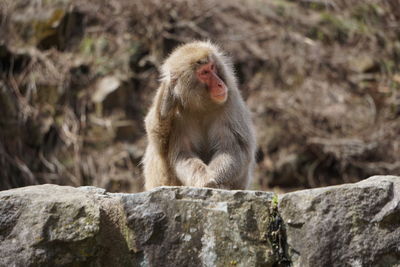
[143,41,256,190]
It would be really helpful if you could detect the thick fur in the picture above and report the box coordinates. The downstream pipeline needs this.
[143,41,256,190]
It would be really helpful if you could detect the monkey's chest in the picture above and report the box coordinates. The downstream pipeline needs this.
[185,129,214,164]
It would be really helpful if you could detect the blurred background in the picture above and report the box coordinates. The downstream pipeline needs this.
[0,0,399,193]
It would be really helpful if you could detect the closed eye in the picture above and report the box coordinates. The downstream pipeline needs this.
[196,60,207,65]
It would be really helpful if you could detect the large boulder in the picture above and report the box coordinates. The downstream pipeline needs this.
[279,175,400,267]
[0,184,280,266]
[0,175,399,266]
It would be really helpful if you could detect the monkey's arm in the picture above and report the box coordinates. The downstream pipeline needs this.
[144,81,177,153]
[173,135,250,188]
[207,146,248,188]
[174,154,215,188]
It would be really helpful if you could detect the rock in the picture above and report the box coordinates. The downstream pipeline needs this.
[0,176,399,266]
[121,187,277,267]
[0,184,279,266]
[92,76,121,104]
[279,175,400,267]
[0,184,102,266]
[348,54,376,73]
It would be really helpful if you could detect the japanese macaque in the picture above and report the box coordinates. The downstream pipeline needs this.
[143,41,256,190]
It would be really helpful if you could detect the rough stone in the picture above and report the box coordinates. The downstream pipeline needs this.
[0,176,399,266]
[0,184,277,267]
[121,187,276,267]
[279,175,400,267]
[0,185,102,266]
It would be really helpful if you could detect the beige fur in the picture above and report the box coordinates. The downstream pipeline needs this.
[143,41,256,190]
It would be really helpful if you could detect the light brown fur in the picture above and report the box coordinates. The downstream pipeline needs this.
[143,41,256,190]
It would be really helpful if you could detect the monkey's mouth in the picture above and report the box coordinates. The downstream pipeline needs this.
[213,91,227,97]
[211,90,228,103]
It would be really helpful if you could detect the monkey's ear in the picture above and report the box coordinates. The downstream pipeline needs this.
[159,80,177,120]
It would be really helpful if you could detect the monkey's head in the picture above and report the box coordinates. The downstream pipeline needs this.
[161,41,235,112]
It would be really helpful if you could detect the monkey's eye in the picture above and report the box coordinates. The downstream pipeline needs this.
[196,59,208,66]
[201,70,209,75]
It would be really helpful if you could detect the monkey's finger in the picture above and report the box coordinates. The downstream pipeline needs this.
[203,180,220,189]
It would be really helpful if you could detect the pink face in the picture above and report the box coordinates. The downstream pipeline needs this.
[196,62,228,104]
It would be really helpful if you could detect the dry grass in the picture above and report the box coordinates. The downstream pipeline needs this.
[0,0,399,192]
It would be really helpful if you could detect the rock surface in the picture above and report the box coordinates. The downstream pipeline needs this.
[279,175,400,267]
[0,175,399,266]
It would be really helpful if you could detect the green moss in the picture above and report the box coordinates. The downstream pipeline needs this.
[230,260,238,265]
[79,37,95,56]
[121,222,135,252]
[272,194,279,208]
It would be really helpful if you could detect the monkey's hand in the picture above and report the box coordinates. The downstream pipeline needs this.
[145,81,178,155]
[175,157,218,188]
[203,179,219,189]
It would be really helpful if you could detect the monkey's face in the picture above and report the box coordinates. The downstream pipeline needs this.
[195,60,228,104]
[172,56,228,112]
[163,42,233,111]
